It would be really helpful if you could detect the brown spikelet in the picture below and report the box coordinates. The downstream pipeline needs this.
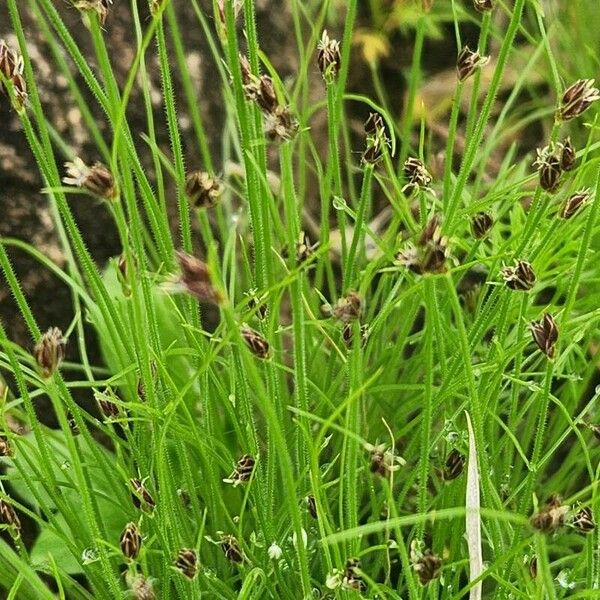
[501,260,536,291]
[411,542,442,586]
[0,498,21,535]
[560,189,592,220]
[402,157,432,195]
[471,212,494,239]
[94,388,121,419]
[130,478,156,513]
[530,313,558,359]
[185,171,223,209]
[473,0,494,11]
[126,574,156,600]
[559,138,576,171]
[533,145,562,193]
[0,435,13,458]
[557,79,600,121]
[332,291,363,323]
[63,158,117,200]
[220,534,245,563]
[342,558,367,591]
[120,522,142,560]
[317,30,341,80]
[175,548,199,579]
[241,326,270,359]
[306,495,318,519]
[73,1,113,25]
[223,454,255,486]
[571,506,595,534]
[456,45,489,82]
[530,494,568,533]
[175,251,223,305]
[0,40,27,110]
[34,327,66,378]
[367,443,402,477]
[443,448,466,480]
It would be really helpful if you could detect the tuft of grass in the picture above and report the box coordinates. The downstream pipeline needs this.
[0,0,600,597]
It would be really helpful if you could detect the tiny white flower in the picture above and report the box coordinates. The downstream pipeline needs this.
[63,157,90,188]
[268,542,283,560]
[325,569,342,589]
[555,569,576,590]
[292,527,307,549]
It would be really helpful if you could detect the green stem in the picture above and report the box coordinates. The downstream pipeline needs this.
[344,164,374,290]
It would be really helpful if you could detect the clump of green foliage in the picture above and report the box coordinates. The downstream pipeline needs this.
[1,0,600,598]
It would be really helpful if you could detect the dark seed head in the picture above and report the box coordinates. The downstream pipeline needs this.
[557,79,600,121]
[175,251,223,305]
[362,136,385,164]
[528,555,538,579]
[306,495,318,519]
[533,146,562,193]
[238,53,252,87]
[369,445,386,476]
[120,522,142,561]
[0,39,21,80]
[443,448,466,480]
[368,443,401,477]
[362,112,390,164]
[501,260,536,291]
[364,112,385,137]
[63,158,117,200]
[0,436,13,458]
[0,498,21,534]
[73,0,113,25]
[126,574,156,600]
[456,45,489,82]
[413,550,442,585]
[343,558,367,591]
[220,534,245,563]
[224,454,255,486]
[130,478,156,513]
[284,231,318,265]
[185,171,223,209]
[34,327,66,378]
[471,212,494,239]
[530,494,568,533]
[175,548,199,579]
[342,322,369,348]
[242,69,279,115]
[402,157,432,195]
[395,246,422,274]
[255,75,278,114]
[177,488,191,508]
[241,326,270,359]
[400,216,449,274]
[419,215,441,246]
[95,387,121,419]
[530,313,558,359]
[265,105,299,141]
[247,291,268,320]
[473,0,494,12]
[0,40,27,110]
[67,412,80,436]
[317,30,341,81]
[332,292,363,323]
[572,506,595,534]
[560,188,592,219]
[560,138,576,171]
